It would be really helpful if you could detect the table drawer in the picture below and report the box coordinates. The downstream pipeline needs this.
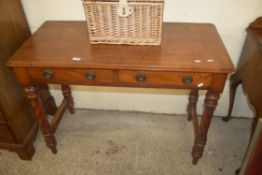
[0,124,15,143]
[28,68,114,85]
[118,70,212,88]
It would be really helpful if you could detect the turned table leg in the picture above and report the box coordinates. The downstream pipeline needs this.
[25,85,57,154]
[187,89,199,121]
[62,84,75,114]
[192,90,220,164]
[222,73,241,122]
[39,84,57,116]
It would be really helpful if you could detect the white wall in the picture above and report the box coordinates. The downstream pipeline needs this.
[21,0,262,117]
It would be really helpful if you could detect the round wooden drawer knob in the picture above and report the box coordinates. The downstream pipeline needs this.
[182,75,193,84]
[43,70,54,79]
[86,71,96,80]
[136,73,147,82]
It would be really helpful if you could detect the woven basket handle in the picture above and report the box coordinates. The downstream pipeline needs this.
[117,0,133,17]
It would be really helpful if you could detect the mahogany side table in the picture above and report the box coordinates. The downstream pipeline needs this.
[8,21,234,164]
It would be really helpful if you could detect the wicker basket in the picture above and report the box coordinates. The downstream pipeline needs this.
[82,0,164,45]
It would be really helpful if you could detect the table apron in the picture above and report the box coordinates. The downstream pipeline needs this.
[26,68,213,89]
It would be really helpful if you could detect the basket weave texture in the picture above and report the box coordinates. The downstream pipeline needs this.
[82,0,164,45]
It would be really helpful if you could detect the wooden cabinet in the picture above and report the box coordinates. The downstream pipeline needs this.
[223,17,262,175]
[0,0,57,160]
[223,17,262,131]
[240,119,262,175]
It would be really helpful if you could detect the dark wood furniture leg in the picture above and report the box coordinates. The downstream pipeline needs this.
[48,84,75,133]
[24,85,57,154]
[39,84,57,115]
[61,84,75,114]
[187,89,200,144]
[187,89,199,122]
[222,73,242,122]
[15,85,57,160]
[192,90,220,164]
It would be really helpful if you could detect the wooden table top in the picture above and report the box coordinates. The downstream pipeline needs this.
[8,21,234,73]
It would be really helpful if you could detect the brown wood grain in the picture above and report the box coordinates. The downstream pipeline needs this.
[50,98,67,133]
[28,68,213,89]
[223,17,262,174]
[0,0,33,143]
[27,68,115,85]
[8,21,234,74]
[224,17,262,124]
[243,120,262,175]
[8,21,234,164]
[0,110,5,124]
[0,0,57,160]
[118,70,212,88]
[61,85,74,114]
[0,124,15,143]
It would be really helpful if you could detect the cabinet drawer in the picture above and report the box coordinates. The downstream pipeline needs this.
[28,68,114,85]
[118,70,212,88]
[0,124,15,143]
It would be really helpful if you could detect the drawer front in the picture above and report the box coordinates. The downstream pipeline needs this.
[118,70,212,88]
[0,124,15,143]
[28,68,114,85]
